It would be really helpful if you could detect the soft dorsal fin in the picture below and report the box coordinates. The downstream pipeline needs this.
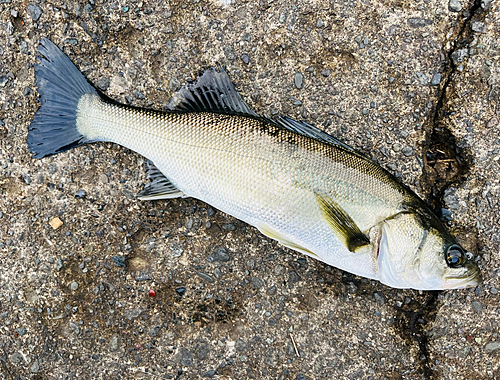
[273,115,357,152]
[167,66,259,117]
[315,194,370,252]
[137,160,185,200]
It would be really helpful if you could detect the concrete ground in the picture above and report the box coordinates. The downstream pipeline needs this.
[0,0,499,379]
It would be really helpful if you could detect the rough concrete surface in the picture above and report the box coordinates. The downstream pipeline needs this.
[0,0,499,379]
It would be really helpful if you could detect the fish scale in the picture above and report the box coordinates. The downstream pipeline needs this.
[27,38,481,290]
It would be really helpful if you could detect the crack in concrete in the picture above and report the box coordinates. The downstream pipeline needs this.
[406,1,486,379]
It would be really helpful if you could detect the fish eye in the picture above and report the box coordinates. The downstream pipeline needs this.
[445,244,466,268]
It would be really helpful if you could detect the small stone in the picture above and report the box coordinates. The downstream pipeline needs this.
[109,334,121,352]
[124,308,144,320]
[374,292,385,305]
[70,281,79,291]
[10,352,24,365]
[65,38,78,46]
[69,322,80,334]
[223,46,237,61]
[96,77,110,91]
[15,327,27,335]
[23,86,34,97]
[449,0,462,12]
[407,17,433,28]
[471,21,487,33]
[294,73,304,89]
[235,340,247,352]
[49,217,63,229]
[263,348,275,366]
[22,173,31,184]
[11,10,19,17]
[316,19,325,28]
[415,72,429,85]
[169,77,181,92]
[451,48,468,64]
[195,344,210,360]
[175,347,193,367]
[175,286,186,298]
[490,287,498,295]
[267,285,277,295]
[481,0,493,9]
[431,73,442,86]
[401,146,414,157]
[148,325,162,337]
[321,69,330,77]
[471,300,483,313]
[443,188,459,210]
[0,75,9,87]
[485,342,500,352]
[169,241,183,257]
[111,256,126,267]
[27,3,43,21]
[241,54,249,64]
[197,271,215,283]
[135,273,152,282]
[251,276,264,289]
[208,247,230,262]
[30,360,39,373]
[288,270,302,287]
[75,189,86,198]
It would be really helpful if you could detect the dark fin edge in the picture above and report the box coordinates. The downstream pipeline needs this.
[166,65,259,117]
[137,160,185,200]
[273,115,359,153]
[28,37,98,158]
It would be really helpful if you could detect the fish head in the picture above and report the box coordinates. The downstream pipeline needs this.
[376,209,481,290]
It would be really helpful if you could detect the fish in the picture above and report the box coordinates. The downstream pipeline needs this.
[27,37,481,290]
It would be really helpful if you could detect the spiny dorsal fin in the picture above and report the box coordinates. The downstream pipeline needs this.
[316,194,370,252]
[137,160,185,200]
[167,66,259,117]
[273,115,358,152]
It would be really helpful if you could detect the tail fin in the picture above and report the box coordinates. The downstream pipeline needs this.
[27,38,99,158]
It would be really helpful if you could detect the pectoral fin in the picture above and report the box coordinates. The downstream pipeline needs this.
[257,224,319,259]
[316,194,370,252]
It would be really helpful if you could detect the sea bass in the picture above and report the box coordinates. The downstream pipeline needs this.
[28,38,481,290]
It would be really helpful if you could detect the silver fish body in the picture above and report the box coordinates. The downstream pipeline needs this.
[28,38,481,290]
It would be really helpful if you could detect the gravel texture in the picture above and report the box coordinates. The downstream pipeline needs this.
[0,0,499,379]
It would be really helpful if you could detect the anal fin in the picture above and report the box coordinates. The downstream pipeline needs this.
[315,194,370,252]
[137,160,185,200]
[257,224,319,259]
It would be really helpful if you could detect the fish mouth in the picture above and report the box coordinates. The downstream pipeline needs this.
[442,264,482,289]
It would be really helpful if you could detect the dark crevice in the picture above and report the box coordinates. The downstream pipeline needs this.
[414,1,485,379]
[421,0,484,212]
[393,292,440,380]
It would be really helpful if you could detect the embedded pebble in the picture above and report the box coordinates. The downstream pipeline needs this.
[485,342,500,352]
[471,300,483,313]
[27,3,43,22]
[109,334,121,352]
[294,73,304,89]
[70,281,79,291]
[431,73,442,86]
[471,21,487,34]
[208,247,230,262]
[251,276,264,289]
[407,18,433,28]
[449,0,462,12]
